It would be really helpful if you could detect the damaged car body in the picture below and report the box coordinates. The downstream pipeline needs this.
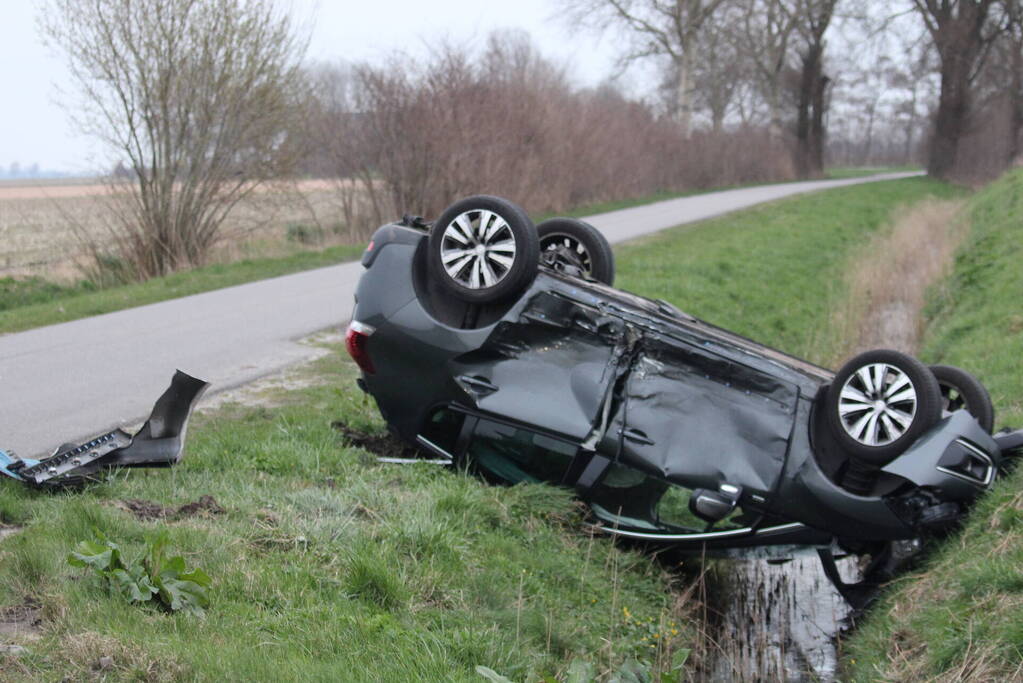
[1,371,208,489]
[345,195,1023,602]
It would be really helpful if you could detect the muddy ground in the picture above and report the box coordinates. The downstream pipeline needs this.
[0,598,42,645]
[113,495,224,521]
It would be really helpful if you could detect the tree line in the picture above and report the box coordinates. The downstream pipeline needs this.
[40,0,1023,280]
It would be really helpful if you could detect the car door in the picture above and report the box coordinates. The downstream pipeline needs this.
[448,291,627,441]
[601,332,800,506]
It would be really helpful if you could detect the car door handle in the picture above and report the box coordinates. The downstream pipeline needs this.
[622,428,655,446]
[457,375,499,394]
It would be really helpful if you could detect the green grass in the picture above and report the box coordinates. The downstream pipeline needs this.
[0,245,365,335]
[825,165,922,180]
[0,176,959,681]
[613,176,960,366]
[0,355,691,681]
[842,168,1023,682]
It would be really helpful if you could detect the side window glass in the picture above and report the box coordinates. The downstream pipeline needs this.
[468,419,577,485]
[419,408,466,455]
[587,463,749,533]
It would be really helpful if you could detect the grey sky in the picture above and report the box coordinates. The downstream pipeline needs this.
[0,0,621,174]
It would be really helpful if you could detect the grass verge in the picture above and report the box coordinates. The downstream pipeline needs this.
[0,353,693,681]
[0,245,365,335]
[825,165,922,180]
[842,168,1023,682]
[0,176,955,681]
[613,176,960,366]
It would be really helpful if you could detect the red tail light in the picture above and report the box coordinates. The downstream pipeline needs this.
[345,320,376,374]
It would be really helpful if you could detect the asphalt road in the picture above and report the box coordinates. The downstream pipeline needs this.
[0,172,920,457]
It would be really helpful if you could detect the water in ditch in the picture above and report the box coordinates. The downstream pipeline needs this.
[703,551,862,682]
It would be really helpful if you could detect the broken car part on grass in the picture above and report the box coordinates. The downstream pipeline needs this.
[0,371,208,489]
[346,195,1023,606]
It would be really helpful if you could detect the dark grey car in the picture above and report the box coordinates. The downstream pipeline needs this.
[345,195,1022,598]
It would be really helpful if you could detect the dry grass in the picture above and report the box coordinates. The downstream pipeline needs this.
[826,198,967,365]
[0,179,375,282]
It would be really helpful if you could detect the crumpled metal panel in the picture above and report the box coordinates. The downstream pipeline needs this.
[615,335,799,497]
[450,292,624,440]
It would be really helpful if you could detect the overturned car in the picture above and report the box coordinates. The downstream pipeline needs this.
[345,195,1023,596]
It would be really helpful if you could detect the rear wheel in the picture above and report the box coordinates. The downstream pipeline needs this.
[826,349,942,465]
[536,218,615,285]
[428,196,539,304]
[930,364,995,433]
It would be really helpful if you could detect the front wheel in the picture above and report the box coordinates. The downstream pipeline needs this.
[427,195,539,304]
[826,349,942,465]
[536,218,615,286]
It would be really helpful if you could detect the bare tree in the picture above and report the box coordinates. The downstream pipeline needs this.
[559,0,729,135]
[995,0,1023,163]
[911,0,1003,178]
[42,0,308,278]
[689,3,749,131]
[740,0,799,135]
[792,0,838,177]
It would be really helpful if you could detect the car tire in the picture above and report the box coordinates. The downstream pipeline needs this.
[826,349,942,465]
[536,218,615,286]
[427,195,540,304]
[930,364,995,433]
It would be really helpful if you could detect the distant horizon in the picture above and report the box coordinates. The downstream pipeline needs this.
[0,166,80,180]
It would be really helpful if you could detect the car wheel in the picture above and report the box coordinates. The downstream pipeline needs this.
[536,218,615,286]
[826,349,942,465]
[930,364,995,433]
[427,195,540,304]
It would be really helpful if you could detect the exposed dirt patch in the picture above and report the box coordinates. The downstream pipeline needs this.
[114,495,224,521]
[0,598,43,641]
[331,421,420,459]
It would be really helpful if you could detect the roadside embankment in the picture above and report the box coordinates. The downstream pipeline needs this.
[0,176,959,681]
[842,167,1023,681]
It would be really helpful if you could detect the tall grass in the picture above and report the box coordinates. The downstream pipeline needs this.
[613,177,960,366]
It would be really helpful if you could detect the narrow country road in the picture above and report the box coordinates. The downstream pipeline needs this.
[0,172,919,456]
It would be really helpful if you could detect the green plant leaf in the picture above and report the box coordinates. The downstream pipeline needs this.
[68,539,115,571]
[153,560,211,614]
[70,531,211,615]
[475,665,515,683]
[566,659,596,683]
[108,567,158,602]
[609,660,651,683]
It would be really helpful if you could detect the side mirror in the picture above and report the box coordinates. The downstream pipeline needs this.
[689,484,742,523]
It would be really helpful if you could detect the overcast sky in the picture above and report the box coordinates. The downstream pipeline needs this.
[0,0,623,175]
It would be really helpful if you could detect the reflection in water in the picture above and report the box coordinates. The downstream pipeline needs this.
[707,553,860,682]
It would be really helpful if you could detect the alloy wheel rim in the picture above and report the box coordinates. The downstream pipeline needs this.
[440,210,517,289]
[837,363,918,446]
[938,381,965,412]
[540,233,592,274]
